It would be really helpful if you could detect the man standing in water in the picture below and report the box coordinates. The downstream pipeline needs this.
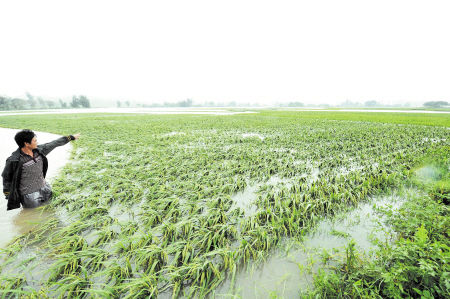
[2,129,80,210]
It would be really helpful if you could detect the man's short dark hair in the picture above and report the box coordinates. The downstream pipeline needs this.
[15,129,35,148]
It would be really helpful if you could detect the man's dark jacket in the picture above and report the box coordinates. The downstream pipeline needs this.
[2,136,72,210]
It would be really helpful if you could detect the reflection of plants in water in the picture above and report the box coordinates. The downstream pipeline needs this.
[0,112,448,297]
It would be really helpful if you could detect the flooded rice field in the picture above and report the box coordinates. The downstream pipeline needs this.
[0,112,448,297]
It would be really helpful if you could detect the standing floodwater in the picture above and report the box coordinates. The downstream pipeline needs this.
[0,128,72,248]
[214,193,405,298]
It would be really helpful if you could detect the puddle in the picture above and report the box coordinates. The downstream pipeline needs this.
[215,193,405,298]
[415,165,441,182]
[230,176,293,217]
[422,137,446,143]
[309,168,320,183]
[231,173,323,217]
[266,175,292,187]
[0,128,72,248]
[163,131,186,137]
[337,163,364,176]
[231,185,259,217]
[108,203,135,223]
[242,133,265,141]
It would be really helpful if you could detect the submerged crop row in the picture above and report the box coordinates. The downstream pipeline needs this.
[0,112,448,297]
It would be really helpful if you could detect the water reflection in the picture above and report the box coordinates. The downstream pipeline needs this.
[13,207,54,235]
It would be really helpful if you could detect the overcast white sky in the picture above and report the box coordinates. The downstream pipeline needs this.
[1,0,449,106]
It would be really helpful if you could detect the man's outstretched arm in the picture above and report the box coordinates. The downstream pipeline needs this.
[38,133,80,156]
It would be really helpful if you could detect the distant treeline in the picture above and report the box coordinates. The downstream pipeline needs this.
[1,94,448,110]
[0,93,90,110]
[423,101,449,108]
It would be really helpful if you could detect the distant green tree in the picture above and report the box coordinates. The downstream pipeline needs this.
[0,95,58,110]
[59,99,67,108]
[364,100,379,107]
[37,97,47,108]
[11,98,26,110]
[340,100,361,107]
[25,92,37,109]
[46,100,55,108]
[423,101,448,108]
[178,98,193,107]
[287,101,304,107]
[78,95,90,108]
[71,96,81,108]
[0,96,11,110]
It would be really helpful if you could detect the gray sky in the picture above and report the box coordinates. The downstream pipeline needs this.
[1,0,449,106]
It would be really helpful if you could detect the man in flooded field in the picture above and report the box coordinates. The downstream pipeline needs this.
[2,129,80,210]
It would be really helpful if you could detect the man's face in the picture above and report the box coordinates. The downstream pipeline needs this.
[24,136,38,150]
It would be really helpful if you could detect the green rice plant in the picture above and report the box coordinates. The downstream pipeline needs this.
[0,111,448,296]
[90,227,119,246]
[79,247,110,272]
[134,244,168,274]
[21,219,60,246]
[117,273,158,299]
[51,269,90,298]
[138,208,162,227]
[185,258,222,292]
[0,275,26,295]
[52,235,87,254]
[79,286,116,299]
[46,252,83,282]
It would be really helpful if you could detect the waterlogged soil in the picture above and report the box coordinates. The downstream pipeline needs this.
[214,192,407,298]
[0,128,72,248]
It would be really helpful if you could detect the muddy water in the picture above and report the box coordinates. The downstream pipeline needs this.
[215,193,405,298]
[0,128,72,248]
[231,176,293,217]
[415,165,441,182]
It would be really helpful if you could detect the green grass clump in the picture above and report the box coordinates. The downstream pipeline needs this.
[306,194,449,298]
